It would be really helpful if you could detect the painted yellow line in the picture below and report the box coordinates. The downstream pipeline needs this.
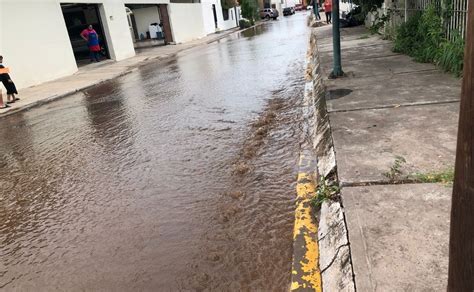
[290,153,322,292]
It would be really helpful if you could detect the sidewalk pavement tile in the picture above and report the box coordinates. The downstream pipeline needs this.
[342,183,450,292]
[325,70,461,111]
[330,103,458,184]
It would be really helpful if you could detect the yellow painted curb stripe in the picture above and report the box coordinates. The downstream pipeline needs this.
[290,153,322,292]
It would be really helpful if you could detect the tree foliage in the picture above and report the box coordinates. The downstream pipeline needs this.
[393,4,464,76]
[221,0,238,10]
[240,0,259,24]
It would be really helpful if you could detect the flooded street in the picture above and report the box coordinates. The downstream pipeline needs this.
[0,13,309,291]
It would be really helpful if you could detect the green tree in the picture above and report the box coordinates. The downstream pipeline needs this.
[221,0,238,10]
[240,0,259,24]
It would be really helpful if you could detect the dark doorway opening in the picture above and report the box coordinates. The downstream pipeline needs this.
[61,3,110,66]
[212,4,218,29]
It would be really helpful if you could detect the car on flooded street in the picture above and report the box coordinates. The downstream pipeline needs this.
[260,8,279,20]
[283,7,295,16]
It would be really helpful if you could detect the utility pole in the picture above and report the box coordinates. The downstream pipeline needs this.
[404,0,407,22]
[447,1,474,291]
[330,0,343,78]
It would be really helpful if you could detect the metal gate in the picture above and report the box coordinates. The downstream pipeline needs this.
[389,0,468,39]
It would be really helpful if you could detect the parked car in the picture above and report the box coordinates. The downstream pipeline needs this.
[260,8,279,20]
[339,0,357,18]
[340,5,363,27]
[283,7,293,16]
[295,4,305,11]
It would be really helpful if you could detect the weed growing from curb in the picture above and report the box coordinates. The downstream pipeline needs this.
[310,178,340,210]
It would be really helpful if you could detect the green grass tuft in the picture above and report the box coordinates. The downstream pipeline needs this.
[411,169,454,184]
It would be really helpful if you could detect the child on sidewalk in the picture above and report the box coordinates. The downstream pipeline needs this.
[0,89,10,109]
[0,55,19,105]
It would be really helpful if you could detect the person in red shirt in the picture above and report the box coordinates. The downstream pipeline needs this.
[80,25,101,62]
[324,0,332,24]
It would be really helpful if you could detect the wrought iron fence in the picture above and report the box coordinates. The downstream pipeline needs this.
[386,0,467,40]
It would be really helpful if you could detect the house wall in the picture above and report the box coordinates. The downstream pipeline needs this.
[98,1,136,61]
[131,6,161,39]
[168,3,205,43]
[0,0,78,89]
[220,7,239,30]
[0,0,213,90]
[201,3,217,35]
[201,0,238,33]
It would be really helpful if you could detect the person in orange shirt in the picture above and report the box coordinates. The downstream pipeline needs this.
[324,0,332,24]
[0,89,8,110]
[0,56,18,107]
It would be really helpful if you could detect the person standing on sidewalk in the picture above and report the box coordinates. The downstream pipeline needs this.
[81,25,101,63]
[0,90,10,109]
[0,55,19,105]
[313,0,321,20]
[324,0,332,24]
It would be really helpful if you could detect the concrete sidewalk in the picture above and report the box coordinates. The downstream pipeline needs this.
[0,27,240,118]
[315,25,459,291]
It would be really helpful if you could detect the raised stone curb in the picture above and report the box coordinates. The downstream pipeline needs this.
[289,35,323,292]
[308,29,356,291]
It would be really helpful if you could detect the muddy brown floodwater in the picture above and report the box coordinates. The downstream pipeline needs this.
[0,14,310,291]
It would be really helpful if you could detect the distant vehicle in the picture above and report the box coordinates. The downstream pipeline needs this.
[290,7,296,14]
[283,7,295,16]
[306,5,313,10]
[294,4,305,11]
[339,0,358,18]
[260,8,279,20]
[340,5,363,27]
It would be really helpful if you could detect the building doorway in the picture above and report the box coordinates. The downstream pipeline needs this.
[125,4,173,49]
[61,3,110,66]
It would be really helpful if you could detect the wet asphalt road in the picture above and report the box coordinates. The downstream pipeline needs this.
[0,13,310,291]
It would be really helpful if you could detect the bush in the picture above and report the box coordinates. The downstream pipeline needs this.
[240,0,258,24]
[416,5,444,62]
[393,12,422,54]
[239,19,252,29]
[392,4,464,77]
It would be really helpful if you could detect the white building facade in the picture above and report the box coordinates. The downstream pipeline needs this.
[0,0,239,90]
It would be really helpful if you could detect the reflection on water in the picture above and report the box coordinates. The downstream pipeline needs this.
[0,14,309,290]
